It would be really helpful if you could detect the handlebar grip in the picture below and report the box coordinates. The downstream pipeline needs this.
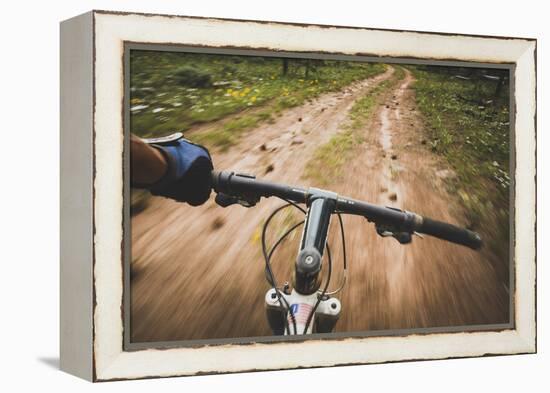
[418,217,482,250]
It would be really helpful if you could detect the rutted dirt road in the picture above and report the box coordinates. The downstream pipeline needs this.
[130,66,508,342]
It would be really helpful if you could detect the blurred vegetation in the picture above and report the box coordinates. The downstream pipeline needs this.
[130,51,385,149]
[304,67,405,185]
[410,65,510,264]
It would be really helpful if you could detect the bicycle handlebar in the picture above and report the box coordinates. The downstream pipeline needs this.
[211,171,482,250]
[417,217,482,250]
[212,170,308,202]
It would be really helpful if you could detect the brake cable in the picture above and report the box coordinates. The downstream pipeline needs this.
[262,202,305,335]
[323,213,347,296]
[303,243,332,334]
[303,212,347,333]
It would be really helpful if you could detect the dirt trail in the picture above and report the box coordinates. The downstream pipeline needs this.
[327,69,508,331]
[131,68,394,341]
[131,66,508,342]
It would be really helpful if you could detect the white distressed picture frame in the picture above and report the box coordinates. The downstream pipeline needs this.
[60,10,536,381]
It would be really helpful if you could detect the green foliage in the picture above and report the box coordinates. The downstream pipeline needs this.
[173,66,212,88]
[192,112,266,151]
[411,66,510,192]
[130,51,386,147]
[304,130,359,186]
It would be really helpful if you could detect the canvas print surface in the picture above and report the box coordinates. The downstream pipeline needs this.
[127,49,511,344]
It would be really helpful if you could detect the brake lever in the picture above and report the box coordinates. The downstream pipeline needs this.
[214,192,258,208]
[375,223,413,245]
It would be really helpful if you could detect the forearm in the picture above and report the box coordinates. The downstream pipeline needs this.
[130,134,168,186]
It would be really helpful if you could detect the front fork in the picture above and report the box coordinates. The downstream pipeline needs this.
[265,288,341,335]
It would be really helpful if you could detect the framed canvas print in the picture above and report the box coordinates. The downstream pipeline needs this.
[60,10,536,381]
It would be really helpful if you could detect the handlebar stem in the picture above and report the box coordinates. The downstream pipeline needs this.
[294,197,335,295]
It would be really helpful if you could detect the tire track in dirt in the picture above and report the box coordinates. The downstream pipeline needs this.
[130,67,395,342]
[323,68,508,332]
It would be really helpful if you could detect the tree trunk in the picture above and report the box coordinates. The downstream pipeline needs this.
[494,76,505,101]
[282,58,289,76]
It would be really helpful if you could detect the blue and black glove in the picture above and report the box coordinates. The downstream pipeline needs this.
[145,133,213,206]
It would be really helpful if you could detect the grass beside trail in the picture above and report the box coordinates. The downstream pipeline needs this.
[410,66,510,263]
[303,66,405,186]
[130,51,386,150]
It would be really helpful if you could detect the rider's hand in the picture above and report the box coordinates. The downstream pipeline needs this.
[143,134,213,206]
